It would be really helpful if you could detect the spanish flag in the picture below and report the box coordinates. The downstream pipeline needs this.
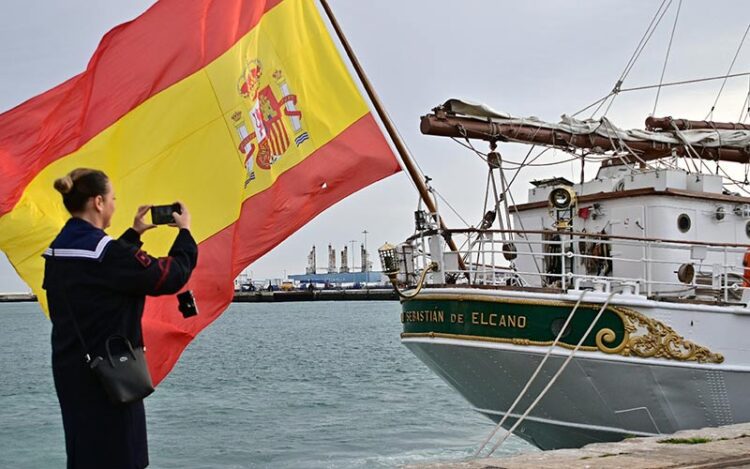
[0,0,400,384]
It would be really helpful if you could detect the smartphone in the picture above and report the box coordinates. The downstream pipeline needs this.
[177,290,199,318]
[150,203,181,225]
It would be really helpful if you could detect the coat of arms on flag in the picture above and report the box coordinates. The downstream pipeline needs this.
[232,58,311,187]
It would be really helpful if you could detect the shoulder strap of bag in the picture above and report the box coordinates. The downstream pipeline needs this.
[52,249,92,363]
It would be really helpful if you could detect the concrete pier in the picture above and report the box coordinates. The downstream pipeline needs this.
[415,423,750,468]
[0,293,36,302]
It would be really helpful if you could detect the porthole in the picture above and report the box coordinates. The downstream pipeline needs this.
[550,318,571,339]
[677,213,691,233]
[745,221,750,239]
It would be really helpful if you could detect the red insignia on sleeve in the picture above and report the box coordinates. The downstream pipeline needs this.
[135,249,152,268]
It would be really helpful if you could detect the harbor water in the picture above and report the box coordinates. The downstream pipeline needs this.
[0,301,532,468]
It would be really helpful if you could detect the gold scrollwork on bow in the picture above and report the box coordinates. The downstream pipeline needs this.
[598,306,724,364]
[595,327,629,354]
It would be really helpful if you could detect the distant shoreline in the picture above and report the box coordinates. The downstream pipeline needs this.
[1,289,398,304]
[0,293,36,303]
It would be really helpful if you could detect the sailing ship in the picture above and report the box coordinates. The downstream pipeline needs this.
[375,8,750,452]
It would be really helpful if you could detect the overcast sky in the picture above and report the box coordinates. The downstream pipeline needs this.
[1,0,749,292]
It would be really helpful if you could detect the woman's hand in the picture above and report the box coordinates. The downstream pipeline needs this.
[171,202,191,230]
[132,205,157,235]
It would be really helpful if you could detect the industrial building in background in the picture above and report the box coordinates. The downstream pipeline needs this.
[234,242,388,291]
[289,243,386,287]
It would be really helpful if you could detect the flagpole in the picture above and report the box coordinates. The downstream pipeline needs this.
[319,0,466,262]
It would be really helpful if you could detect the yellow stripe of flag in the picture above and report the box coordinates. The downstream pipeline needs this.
[0,0,371,312]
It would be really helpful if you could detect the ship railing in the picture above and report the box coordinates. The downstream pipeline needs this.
[403,228,750,304]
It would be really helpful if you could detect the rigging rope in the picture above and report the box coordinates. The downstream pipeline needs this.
[669,121,710,174]
[618,0,672,85]
[473,290,589,458]
[484,291,618,457]
[620,71,750,92]
[495,166,514,240]
[450,138,578,167]
[591,0,675,119]
[481,171,491,225]
[572,93,613,118]
[652,0,682,116]
[707,22,750,120]
[741,76,750,122]
[569,72,750,117]
[599,118,654,172]
[581,117,672,174]
[494,145,538,199]
[432,187,472,227]
[668,120,750,198]
[450,133,545,202]
[502,180,542,276]
[716,164,750,196]
[600,92,619,118]
[451,134,548,276]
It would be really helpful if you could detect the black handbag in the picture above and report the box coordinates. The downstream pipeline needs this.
[89,335,154,404]
[55,260,154,405]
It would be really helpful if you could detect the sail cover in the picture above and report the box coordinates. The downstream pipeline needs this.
[443,99,750,150]
[0,0,400,384]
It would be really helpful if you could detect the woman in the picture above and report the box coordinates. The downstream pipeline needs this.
[42,168,198,469]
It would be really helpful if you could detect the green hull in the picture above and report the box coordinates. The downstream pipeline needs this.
[402,296,627,352]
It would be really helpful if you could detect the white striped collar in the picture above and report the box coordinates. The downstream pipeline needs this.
[43,235,113,261]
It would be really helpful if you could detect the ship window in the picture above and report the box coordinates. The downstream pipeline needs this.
[550,318,571,339]
[746,221,750,238]
[677,214,691,233]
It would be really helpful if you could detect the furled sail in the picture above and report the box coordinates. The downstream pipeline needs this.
[0,0,400,384]
[422,99,750,163]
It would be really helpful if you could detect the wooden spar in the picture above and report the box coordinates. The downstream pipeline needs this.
[420,112,750,164]
[646,116,750,132]
[318,1,466,267]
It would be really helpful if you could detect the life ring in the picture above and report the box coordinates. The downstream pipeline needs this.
[743,250,750,287]
[583,230,612,277]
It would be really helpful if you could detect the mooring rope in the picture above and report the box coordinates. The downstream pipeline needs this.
[483,291,617,457]
[473,289,589,458]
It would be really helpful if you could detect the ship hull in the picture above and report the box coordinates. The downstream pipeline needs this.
[400,288,750,450]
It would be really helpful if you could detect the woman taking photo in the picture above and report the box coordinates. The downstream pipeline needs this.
[43,168,198,469]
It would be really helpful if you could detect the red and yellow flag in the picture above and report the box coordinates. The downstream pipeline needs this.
[0,0,400,384]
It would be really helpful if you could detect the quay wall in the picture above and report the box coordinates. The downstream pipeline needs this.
[414,423,750,469]
[1,289,398,303]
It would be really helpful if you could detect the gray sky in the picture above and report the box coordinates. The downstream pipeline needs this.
[1,0,749,292]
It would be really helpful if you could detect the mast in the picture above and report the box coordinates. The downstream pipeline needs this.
[421,105,750,164]
[319,0,466,266]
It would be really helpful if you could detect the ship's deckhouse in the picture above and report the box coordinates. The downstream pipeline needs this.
[509,166,750,300]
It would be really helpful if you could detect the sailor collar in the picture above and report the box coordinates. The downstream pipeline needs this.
[43,218,113,261]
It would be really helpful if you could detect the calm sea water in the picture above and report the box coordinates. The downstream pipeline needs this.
[0,301,532,468]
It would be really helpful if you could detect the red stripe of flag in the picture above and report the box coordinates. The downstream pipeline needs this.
[0,0,283,216]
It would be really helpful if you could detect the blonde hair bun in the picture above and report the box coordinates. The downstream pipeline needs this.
[53,175,74,194]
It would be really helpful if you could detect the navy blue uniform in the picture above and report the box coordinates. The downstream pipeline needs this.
[42,218,198,469]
